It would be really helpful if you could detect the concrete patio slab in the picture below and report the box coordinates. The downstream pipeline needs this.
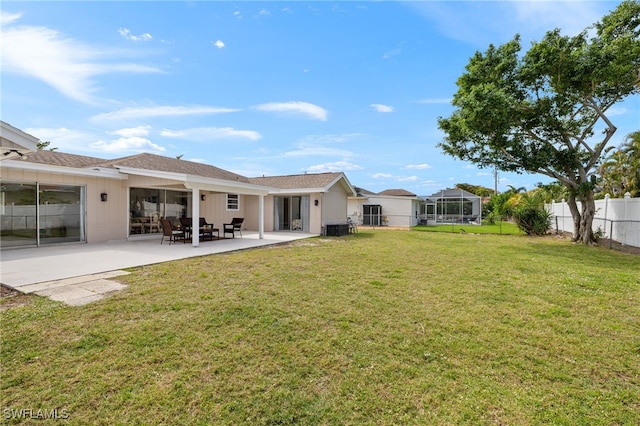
[1,231,316,306]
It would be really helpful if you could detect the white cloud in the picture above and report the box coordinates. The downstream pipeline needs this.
[372,173,393,179]
[90,126,165,153]
[383,46,402,59]
[306,161,364,173]
[256,101,328,121]
[92,105,240,121]
[416,98,452,105]
[297,133,365,145]
[110,126,151,138]
[160,127,261,141]
[408,2,607,47]
[91,126,164,153]
[284,146,352,158]
[90,137,165,153]
[397,175,420,182]
[213,40,225,49]
[404,163,432,170]
[370,103,394,113]
[118,28,152,42]
[0,15,162,104]
[0,11,22,25]
[24,127,95,152]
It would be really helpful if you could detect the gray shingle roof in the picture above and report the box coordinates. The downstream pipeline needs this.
[99,153,250,183]
[354,186,377,196]
[23,151,250,183]
[248,172,343,189]
[377,189,417,197]
[21,150,108,168]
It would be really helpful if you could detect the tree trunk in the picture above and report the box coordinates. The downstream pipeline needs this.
[579,189,596,245]
[566,193,581,242]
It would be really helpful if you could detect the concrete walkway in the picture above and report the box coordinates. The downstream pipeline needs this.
[1,232,315,306]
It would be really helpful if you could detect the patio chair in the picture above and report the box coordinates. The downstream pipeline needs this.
[179,217,193,240]
[223,217,244,238]
[199,217,219,240]
[348,217,358,234]
[160,218,186,244]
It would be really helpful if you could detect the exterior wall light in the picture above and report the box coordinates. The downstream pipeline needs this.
[100,193,108,202]
[201,194,206,201]
[314,199,319,206]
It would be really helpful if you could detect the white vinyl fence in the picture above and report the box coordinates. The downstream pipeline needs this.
[546,193,640,248]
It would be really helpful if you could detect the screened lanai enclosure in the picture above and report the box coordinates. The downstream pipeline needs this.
[421,189,482,225]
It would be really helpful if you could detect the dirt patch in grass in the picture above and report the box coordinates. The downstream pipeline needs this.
[0,284,34,311]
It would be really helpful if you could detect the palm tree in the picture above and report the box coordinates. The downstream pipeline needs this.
[598,131,640,198]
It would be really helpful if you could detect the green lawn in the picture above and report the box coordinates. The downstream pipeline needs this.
[413,221,523,235]
[2,231,639,425]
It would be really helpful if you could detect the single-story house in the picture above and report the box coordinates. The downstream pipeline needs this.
[349,187,422,228]
[1,122,356,249]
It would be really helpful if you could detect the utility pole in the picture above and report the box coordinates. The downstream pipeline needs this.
[493,167,499,194]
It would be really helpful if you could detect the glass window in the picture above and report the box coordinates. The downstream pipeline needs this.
[227,194,239,211]
[129,188,189,235]
[0,181,37,248]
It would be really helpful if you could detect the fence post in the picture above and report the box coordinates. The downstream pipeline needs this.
[561,198,565,235]
[604,194,610,237]
[610,220,614,250]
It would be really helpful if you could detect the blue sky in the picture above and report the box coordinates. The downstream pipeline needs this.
[1,1,637,195]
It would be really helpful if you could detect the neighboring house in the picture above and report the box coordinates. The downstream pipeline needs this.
[248,172,356,235]
[349,187,422,228]
[1,122,357,248]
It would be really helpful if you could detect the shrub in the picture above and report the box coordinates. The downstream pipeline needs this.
[513,205,551,236]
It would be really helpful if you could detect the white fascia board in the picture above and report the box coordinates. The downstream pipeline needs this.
[266,187,327,195]
[1,160,127,179]
[0,121,39,153]
[185,177,271,196]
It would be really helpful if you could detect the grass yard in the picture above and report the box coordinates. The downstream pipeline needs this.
[413,221,523,235]
[1,231,639,425]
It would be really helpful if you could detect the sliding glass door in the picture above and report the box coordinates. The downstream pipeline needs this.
[39,184,85,245]
[0,181,85,248]
[129,188,189,235]
[274,196,309,231]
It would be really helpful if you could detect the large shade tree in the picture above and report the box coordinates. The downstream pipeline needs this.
[438,1,640,244]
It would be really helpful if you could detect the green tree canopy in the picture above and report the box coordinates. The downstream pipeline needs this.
[438,1,640,244]
[454,183,495,197]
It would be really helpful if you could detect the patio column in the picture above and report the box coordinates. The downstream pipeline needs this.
[192,188,200,247]
[259,194,264,239]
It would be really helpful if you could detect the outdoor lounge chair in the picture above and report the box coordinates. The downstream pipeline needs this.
[223,217,244,238]
[160,218,186,244]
